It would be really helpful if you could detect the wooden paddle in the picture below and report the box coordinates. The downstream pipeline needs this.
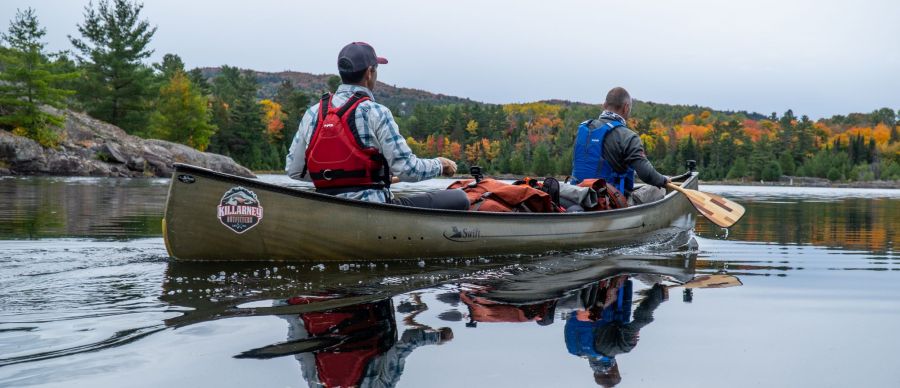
[675,274,743,289]
[666,183,745,228]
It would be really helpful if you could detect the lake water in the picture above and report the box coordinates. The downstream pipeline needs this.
[1,176,898,387]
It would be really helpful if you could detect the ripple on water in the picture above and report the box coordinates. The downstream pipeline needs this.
[0,239,174,368]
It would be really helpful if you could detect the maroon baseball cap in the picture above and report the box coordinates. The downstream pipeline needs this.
[337,42,388,73]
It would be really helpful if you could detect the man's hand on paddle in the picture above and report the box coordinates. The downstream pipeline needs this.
[437,157,458,177]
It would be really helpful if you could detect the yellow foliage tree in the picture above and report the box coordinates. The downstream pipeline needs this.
[406,136,424,155]
[465,142,481,164]
[259,99,286,142]
[640,134,655,153]
[465,120,479,136]
[482,138,501,161]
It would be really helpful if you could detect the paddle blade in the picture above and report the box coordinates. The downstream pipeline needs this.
[674,185,745,228]
[680,274,743,289]
[235,336,345,359]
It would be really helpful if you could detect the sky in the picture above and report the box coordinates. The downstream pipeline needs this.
[2,0,899,119]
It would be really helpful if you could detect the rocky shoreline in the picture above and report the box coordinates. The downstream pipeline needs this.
[0,108,254,178]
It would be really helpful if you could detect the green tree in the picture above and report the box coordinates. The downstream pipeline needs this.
[148,70,216,150]
[760,160,782,181]
[531,143,551,175]
[509,152,526,175]
[778,152,796,176]
[826,167,842,181]
[273,79,309,148]
[208,66,272,169]
[187,68,211,95]
[69,0,157,134]
[327,75,341,93]
[153,53,184,80]
[0,8,77,147]
[726,157,748,179]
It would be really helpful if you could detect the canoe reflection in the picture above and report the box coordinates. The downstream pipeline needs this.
[161,249,740,388]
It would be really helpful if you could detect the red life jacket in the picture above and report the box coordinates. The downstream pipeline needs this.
[303,92,391,189]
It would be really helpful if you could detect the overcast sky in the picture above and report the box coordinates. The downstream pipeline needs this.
[3,0,899,119]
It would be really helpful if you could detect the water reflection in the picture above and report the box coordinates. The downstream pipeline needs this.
[697,196,899,254]
[158,249,740,387]
[0,177,168,239]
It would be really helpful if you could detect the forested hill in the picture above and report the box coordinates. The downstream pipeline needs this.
[200,67,769,122]
[198,67,474,109]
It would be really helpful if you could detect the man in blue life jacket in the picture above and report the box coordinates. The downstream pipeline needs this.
[570,87,669,205]
[286,42,468,210]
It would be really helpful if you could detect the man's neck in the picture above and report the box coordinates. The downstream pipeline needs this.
[600,110,627,122]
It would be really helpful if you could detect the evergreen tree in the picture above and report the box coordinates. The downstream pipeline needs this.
[148,70,216,150]
[207,66,270,169]
[69,0,157,134]
[327,75,341,93]
[509,152,526,175]
[761,160,782,181]
[0,8,77,147]
[154,53,185,80]
[826,167,842,181]
[531,143,551,176]
[778,152,796,176]
[187,68,211,95]
[273,80,309,152]
[726,157,748,179]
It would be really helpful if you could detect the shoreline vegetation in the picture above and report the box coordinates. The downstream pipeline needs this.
[2,2,900,185]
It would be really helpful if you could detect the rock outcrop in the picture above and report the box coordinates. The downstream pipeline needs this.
[0,108,255,178]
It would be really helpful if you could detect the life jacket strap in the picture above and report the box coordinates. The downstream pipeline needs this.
[316,185,385,196]
[309,168,369,181]
[299,94,333,179]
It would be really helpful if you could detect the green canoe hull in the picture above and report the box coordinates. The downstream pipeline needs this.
[163,164,699,262]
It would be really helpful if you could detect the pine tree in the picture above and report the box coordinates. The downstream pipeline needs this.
[761,160,783,181]
[531,143,551,176]
[0,8,77,147]
[726,157,748,179]
[154,53,185,81]
[69,0,157,134]
[148,71,216,150]
[207,66,269,169]
[327,75,341,93]
[778,152,796,176]
[273,80,309,153]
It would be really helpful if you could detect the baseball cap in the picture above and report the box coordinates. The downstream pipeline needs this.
[337,42,388,73]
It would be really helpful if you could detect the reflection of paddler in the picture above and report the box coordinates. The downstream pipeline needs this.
[243,294,453,387]
[563,275,668,387]
[285,297,397,388]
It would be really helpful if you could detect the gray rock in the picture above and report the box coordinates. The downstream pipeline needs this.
[0,108,255,178]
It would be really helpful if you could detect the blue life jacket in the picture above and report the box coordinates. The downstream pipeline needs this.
[570,120,635,193]
[564,280,633,359]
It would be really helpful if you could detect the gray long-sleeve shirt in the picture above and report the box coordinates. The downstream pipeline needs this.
[587,116,668,187]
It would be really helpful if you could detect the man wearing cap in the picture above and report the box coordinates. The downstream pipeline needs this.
[286,42,467,210]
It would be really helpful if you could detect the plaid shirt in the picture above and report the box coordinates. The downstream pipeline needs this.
[286,84,442,203]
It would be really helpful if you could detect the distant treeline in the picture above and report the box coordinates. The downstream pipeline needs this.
[2,1,899,181]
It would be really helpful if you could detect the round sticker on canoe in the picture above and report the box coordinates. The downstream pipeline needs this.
[217,186,264,234]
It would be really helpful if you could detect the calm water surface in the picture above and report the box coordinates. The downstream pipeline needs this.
[1,176,898,387]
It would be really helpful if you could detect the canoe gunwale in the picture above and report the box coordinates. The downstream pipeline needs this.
[171,163,698,219]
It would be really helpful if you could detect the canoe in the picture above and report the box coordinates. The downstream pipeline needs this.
[162,163,699,261]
